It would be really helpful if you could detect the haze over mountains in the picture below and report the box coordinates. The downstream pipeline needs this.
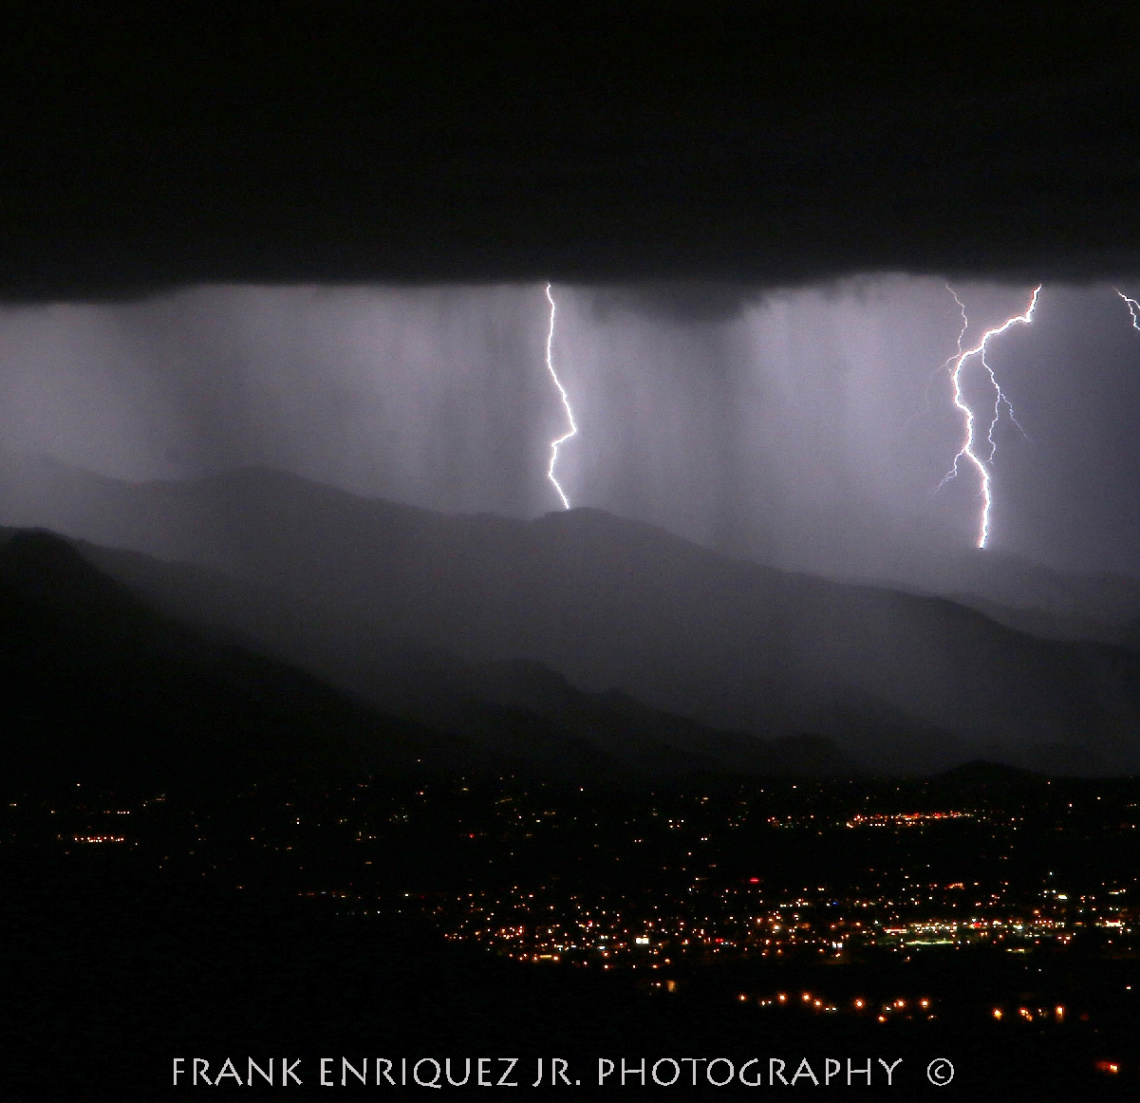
[3,452,1140,777]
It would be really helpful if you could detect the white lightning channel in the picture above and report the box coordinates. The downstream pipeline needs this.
[543,283,577,509]
[938,284,1040,549]
[1116,288,1140,332]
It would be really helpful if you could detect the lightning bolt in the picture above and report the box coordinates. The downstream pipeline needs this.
[1116,288,1140,332]
[543,283,577,510]
[938,285,1040,549]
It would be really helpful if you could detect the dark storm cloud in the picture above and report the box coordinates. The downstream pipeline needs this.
[586,284,766,326]
[1,3,1139,298]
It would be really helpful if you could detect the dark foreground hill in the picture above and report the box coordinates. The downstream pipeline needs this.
[0,529,467,788]
[0,526,856,784]
[70,538,857,779]
[3,456,1140,774]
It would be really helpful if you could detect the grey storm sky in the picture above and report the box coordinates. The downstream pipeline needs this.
[2,275,1140,581]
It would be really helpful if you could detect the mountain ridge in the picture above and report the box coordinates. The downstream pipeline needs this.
[0,528,472,787]
[3,455,1140,774]
[1,525,859,784]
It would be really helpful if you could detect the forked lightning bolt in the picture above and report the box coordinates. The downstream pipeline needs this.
[543,283,577,509]
[939,285,1040,549]
[1117,288,1140,332]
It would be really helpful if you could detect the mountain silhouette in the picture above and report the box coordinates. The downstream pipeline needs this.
[829,543,1140,648]
[0,524,855,785]
[50,535,857,779]
[0,528,472,788]
[3,455,1140,774]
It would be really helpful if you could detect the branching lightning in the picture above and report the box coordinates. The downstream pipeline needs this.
[543,283,577,510]
[938,285,1040,549]
[1116,288,1140,332]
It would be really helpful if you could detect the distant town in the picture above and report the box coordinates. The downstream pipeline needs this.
[5,769,1137,1052]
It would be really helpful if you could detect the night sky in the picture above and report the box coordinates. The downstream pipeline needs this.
[2,3,1140,579]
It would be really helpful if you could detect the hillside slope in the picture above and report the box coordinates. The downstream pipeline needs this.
[3,457,1139,773]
